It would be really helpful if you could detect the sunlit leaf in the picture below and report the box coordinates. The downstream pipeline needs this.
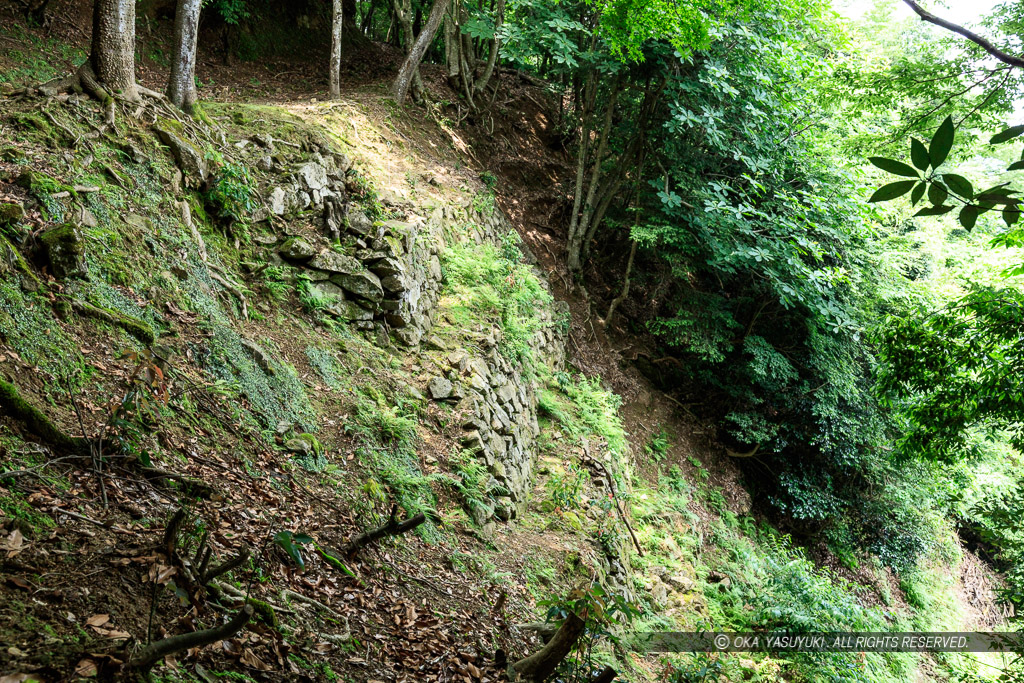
[914,205,953,216]
[274,531,305,569]
[990,124,1024,145]
[927,182,948,206]
[868,180,917,202]
[869,157,920,178]
[910,181,926,206]
[959,205,979,229]
[929,116,954,168]
[943,173,973,199]
[910,138,930,171]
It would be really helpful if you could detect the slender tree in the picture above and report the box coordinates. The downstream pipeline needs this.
[392,0,452,104]
[330,0,343,99]
[167,0,202,113]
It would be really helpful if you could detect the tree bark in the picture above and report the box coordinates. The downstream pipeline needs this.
[509,611,586,682]
[130,605,252,672]
[473,0,504,97]
[570,77,621,270]
[901,0,1024,68]
[91,0,139,101]
[605,239,636,327]
[167,0,201,113]
[330,0,344,99]
[393,0,452,104]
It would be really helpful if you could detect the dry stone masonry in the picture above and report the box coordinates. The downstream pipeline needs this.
[261,156,567,524]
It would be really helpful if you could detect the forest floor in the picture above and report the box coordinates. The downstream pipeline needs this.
[0,4,1014,683]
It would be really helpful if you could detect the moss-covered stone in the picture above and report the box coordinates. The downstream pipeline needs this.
[40,224,88,280]
[0,378,88,455]
[0,236,42,293]
[0,202,25,225]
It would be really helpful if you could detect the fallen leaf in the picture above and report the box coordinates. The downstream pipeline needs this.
[86,614,110,628]
[74,659,98,677]
[1,529,24,557]
[240,649,270,670]
[6,577,31,591]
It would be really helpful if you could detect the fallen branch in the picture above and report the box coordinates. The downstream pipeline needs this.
[201,547,250,585]
[592,666,617,683]
[509,612,585,682]
[51,506,110,528]
[343,504,425,556]
[141,466,218,499]
[129,605,252,672]
[70,299,154,344]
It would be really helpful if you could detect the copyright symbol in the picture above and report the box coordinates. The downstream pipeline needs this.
[714,634,731,650]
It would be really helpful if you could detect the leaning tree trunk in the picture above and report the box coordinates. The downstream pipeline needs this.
[92,0,139,101]
[393,0,452,104]
[167,0,201,113]
[330,0,343,98]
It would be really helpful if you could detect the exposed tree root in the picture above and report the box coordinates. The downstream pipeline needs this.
[70,299,155,344]
[509,611,585,682]
[129,605,252,673]
[342,503,426,556]
[0,378,90,455]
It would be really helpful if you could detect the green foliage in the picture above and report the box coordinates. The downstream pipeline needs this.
[204,151,256,223]
[346,392,437,539]
[644,427,671,463]
[546,463,588,511]
[262,266,290,301]
[274,530,314,569]
[877,287,1024,461]
[546,372,627,459]
[304,346,346,390]
[440,233,552,363]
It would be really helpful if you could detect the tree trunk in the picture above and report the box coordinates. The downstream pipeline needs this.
[330,0,344,98]
[361,0,377,36]
[473,0,504,97]
[443,11,460,89]
[91,0,139,101]
[565,71,597,272]
[167,0,201,113]
[605,239,636,327]
[571,77,621,270]
[393,0,452,104]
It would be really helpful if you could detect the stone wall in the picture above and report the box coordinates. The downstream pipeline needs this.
[263,161,567,523]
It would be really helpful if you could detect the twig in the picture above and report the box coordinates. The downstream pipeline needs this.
[0,455,85,481]
[342,504,426,556]
[583,456,643,556]
[129,605,252,672]
[201,547,250,585]
[51,506,109,528]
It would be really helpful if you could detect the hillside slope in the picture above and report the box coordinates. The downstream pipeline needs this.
[0,14,1012,683]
